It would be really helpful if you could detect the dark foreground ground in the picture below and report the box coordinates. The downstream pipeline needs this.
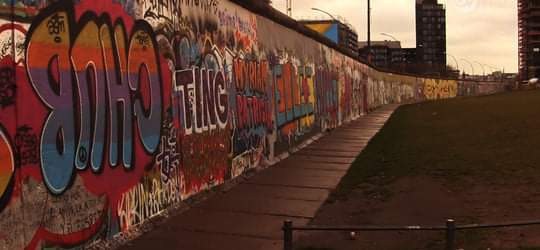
[296,90,540,250]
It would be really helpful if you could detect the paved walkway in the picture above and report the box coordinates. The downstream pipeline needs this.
[119,105,399,250]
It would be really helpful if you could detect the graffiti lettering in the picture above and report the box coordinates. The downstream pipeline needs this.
[118,177,181,230]
[0,23,28,64]
[274,63,315,128]
[316,67,338,129]
[218,10,257,37]
[47,13,65,43]
[235,95,272,130]
[141,0,182,27]
[181,0,219,14]
[157,115,181,183]
[26,10,162,194]
[173,67,228,135]
[424,79,458,100]
[233,59,268,93]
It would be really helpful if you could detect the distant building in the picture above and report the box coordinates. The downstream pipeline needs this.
[416,0,447,75]
[300,19,359,56]
[403,48,417,65]
[518,0,540,81]
[359,42,419,73]
[359,41,402,68]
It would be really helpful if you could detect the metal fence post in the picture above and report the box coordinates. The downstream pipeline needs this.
[446,219,456,250]
[283,220,293,250]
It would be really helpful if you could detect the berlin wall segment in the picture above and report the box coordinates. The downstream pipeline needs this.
[0,0,500,249]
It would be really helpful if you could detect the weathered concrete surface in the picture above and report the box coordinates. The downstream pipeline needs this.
[119,105,399,250]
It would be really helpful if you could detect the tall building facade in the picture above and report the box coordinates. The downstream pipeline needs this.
[518,0,540,81]
[416,0,446,74]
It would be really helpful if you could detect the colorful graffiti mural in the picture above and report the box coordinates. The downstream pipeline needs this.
[0,0,508,249]
[424,79,458,100]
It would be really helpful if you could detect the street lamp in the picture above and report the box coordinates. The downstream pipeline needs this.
[367,0,371,50]
[460,58,475,78]
[473,61,486,78]
[311,7,337,21]
[478,63,501,81]
[380,32,398,42]
[447,54,459,72]
[487,64,500,72]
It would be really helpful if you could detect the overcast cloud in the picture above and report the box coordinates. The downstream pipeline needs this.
[271,0,518,74]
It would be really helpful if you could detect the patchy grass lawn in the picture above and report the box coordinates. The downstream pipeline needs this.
[297,90,540,250]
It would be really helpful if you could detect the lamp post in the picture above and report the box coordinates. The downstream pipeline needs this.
[380,33,398,50]
[479,63,501,81]
[447,54,460,78]
[311,7,338,21]
[460,58,475,78]
[487,64,500,72]
[368,0,371,50]
[486,64,503,81]
[487,64,503,76]
[380,32,398,42]
[473,61,486,79]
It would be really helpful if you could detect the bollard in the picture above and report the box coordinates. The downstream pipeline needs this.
[283,220,293,250]
[446,219,456,250]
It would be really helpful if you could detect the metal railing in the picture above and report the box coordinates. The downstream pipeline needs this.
[282,219,540,250]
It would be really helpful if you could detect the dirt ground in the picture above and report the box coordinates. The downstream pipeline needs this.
[295,90,540,250]
[296,175,540,250]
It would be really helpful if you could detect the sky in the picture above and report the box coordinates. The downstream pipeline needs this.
[271,0,518,74]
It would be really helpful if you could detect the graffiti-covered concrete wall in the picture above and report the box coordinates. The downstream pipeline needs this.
[0,0,508,249]
[458,80,510,97]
